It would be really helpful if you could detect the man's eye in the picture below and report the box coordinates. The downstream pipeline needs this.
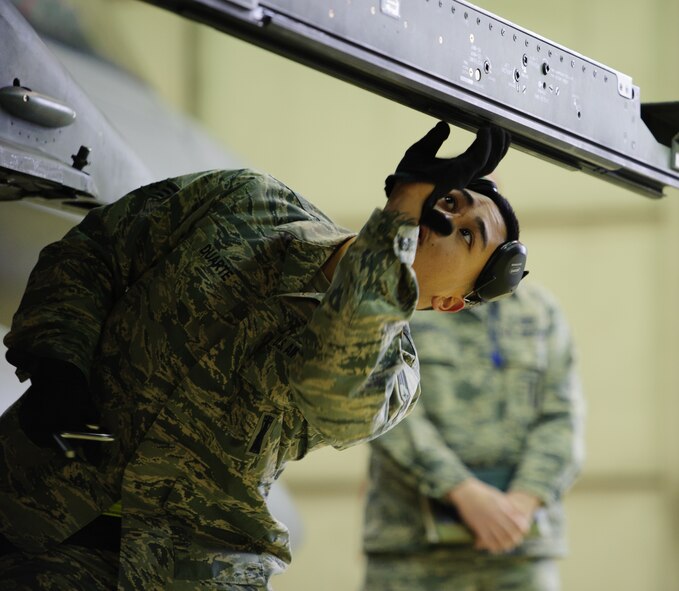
[441,195,456,210]
[460,228,472,246]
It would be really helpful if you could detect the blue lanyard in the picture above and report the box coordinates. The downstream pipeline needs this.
[488,302,504,369]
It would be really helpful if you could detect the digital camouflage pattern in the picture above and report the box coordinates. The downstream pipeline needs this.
[0,169,421,589]
[362,282,585,590]
[364,551,561,591]
[0,546,119,591]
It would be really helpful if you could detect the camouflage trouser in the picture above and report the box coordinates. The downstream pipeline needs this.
[363,551,560,591]
[0,546,279,591]
[0,545,119,590]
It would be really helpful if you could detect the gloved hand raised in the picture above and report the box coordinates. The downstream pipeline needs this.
[385,122,511,235]
[18,357,101,455]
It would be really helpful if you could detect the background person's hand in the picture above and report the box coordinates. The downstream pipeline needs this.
[447,477,530,554]
[385,122,510,235]
[506,490,541,522]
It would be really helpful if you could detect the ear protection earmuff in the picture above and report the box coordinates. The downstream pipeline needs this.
[461,178,528,306]
[465,241,528,306]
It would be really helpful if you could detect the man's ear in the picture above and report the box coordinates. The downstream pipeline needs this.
[431,295,465,313]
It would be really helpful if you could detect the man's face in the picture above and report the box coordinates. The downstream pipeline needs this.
[412,188,507,312]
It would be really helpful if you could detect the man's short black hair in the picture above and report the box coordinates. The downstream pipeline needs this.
[467,178,520,242]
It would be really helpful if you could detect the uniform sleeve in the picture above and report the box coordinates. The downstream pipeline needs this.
[3,170,252,380]
[370,398,472,498]
[509,297,586,504]
[288,208,421,449]
[366,313,473,499]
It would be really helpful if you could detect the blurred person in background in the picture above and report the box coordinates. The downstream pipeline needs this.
[362,280,585,591]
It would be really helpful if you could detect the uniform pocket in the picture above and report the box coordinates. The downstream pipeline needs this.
[162,479,269,586]
[503,366,544,427]
[173,551,267,586]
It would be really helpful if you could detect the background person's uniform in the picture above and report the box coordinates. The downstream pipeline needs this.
[0,169,421,590]
[362,282,585,591]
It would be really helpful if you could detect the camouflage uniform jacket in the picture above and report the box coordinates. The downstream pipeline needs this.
[0,169,421,589]
[363,282,585,558]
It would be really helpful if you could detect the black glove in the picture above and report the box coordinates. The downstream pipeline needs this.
[385,122,511,235]
[18,358,100,452]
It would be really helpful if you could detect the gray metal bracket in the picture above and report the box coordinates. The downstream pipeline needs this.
[141,0,679,198]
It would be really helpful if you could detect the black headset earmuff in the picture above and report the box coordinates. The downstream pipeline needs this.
[472,240,528,303]
[462,178,528,305]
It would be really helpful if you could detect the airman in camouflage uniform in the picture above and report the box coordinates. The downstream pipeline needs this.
[362,282,585,591]
[0,123,520,589]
